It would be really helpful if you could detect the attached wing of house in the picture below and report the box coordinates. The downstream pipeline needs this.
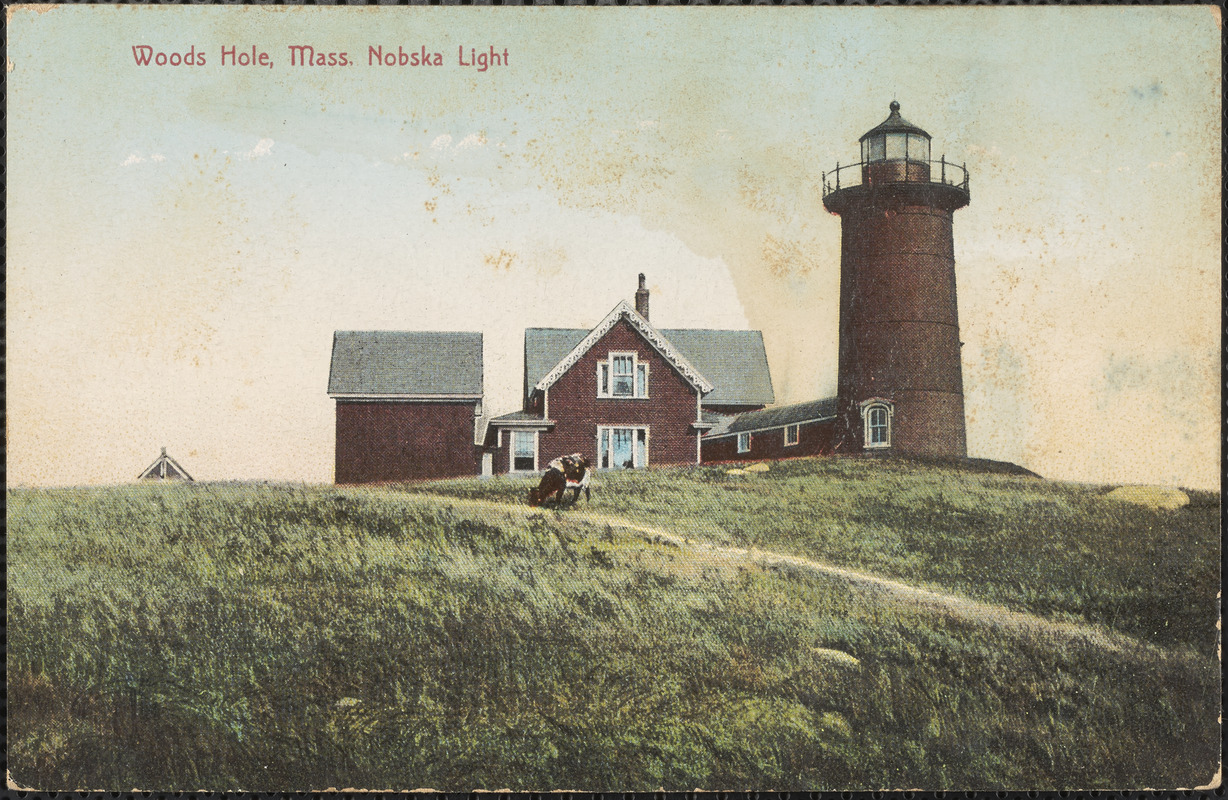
[702,396,839,462]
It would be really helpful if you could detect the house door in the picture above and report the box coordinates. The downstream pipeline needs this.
[599,427,648,469]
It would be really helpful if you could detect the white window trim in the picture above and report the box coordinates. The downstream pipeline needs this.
[510,430,539,473]
[597,351,650,400]
[596,425,650,469]
[784,424,800,447]
[737,432,751,453]
[861,401,894,450]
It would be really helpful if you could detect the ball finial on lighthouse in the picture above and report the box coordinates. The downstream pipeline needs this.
[889,100,900,113]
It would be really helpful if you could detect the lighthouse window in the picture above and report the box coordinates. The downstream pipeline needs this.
[908,134,930,162]
[865,136,885,162]
[863,404,892,449]
[885,133,908,160]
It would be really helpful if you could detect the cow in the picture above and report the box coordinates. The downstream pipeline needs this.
[564,456,593,503]
[528,453,592,507]
[528,467,568,507]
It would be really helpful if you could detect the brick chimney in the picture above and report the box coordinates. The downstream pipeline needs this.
[635,273,650,321]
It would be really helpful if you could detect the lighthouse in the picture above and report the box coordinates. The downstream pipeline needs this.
[822,101,971,458]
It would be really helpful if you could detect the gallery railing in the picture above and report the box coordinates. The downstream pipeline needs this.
[822,156,970,198]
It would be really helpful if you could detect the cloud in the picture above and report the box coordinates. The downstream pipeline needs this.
[245,138,274,159]
[122,153,144,166]
[150,153,166,162]
[455,133,487,150]
[431,134,452,150]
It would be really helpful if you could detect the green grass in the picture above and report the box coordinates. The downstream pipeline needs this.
[7,458,1220,791]
[414,456,1219,657]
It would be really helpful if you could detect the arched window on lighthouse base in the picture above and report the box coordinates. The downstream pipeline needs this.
[859,399,894,450]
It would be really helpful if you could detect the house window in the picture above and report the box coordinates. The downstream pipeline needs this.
[612,355,634,396]
[597,426,648,469]
[784,424,800,447]
[737,432,751,453]
[511,430,538,472]
[863,404,892,449]
[597,353,649,399]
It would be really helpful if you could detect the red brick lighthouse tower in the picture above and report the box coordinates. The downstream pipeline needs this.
[822,101,971,457]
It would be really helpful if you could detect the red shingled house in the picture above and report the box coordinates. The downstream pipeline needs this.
[329,277,777,483]
[483,277,775,475]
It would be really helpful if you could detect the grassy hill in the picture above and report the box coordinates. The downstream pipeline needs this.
[7,457,1220,791]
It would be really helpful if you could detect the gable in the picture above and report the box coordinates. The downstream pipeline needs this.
[529,301,714,397]
[524,314,774,406]
[329,331,483,397]
[138,451,194,481]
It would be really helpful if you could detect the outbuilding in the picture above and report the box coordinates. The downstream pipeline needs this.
[328,331,484,483]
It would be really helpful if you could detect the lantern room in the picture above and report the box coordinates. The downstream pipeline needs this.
[823,100,969,203]
[860,101,931,161]
[859,100,932,184]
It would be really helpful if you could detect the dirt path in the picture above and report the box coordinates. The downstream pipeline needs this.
[401,492,1163,658]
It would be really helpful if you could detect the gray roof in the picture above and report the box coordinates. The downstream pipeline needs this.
[138,449,194,481]
[490,410,548,423]
[702,410,738,437]
[524,329,589,401]
[860,100,930,141]
[709,397,838,438]
[524,327,774,407]
[329,331,482,396]
[662,329,775,406]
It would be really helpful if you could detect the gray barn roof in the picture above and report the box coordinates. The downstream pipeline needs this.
[524,327,774,407]
[708,397,838,438]
[329,331,483,396]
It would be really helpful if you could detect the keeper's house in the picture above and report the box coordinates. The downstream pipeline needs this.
[483,279,775,476]
[328,276,787,482]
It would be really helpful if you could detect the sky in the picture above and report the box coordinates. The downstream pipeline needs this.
[6,5,1221,489]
